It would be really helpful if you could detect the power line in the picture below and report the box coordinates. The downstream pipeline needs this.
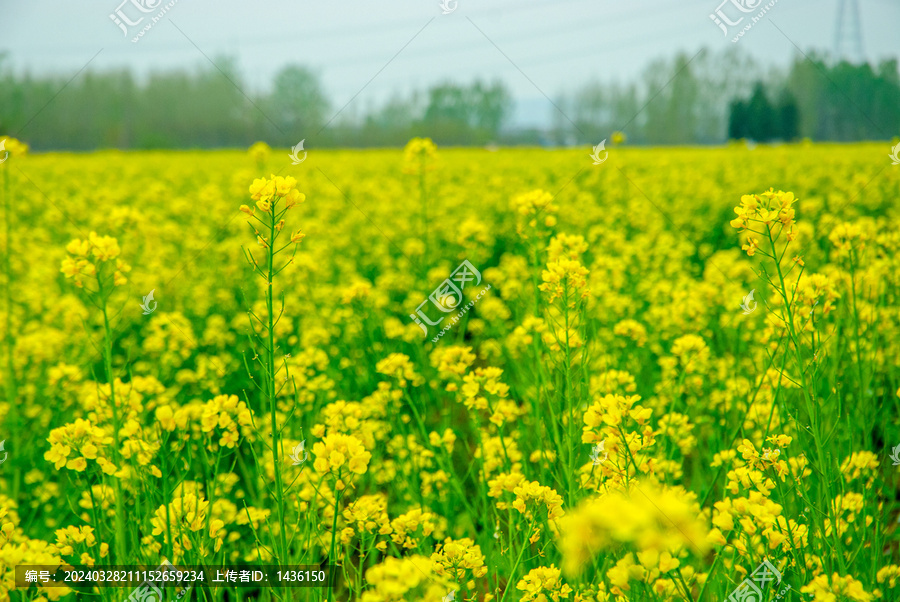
[321,25,707,99]
[13,1,694,60]
[238,3,700,74]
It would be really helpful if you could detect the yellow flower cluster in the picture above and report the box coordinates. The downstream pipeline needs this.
[801,573,874,602]
[428,429,456,455]
[488,471,525,501]
[580,393,654,482]
[361,555,446,602]
[827,492,873,543]
[669,334,710,374]
[840,451,879,488]
[582,393,652,433]
[478,436,523,475]
[507,315,556,356]
[117,418,158,470]
[43,419,116,474]
[590,369,637,395]
[243,176,306,244]
[312,433,372,478]
[150,492,209,558]
[712,491,808,553]
[512,189,557,220]
[341,278,373,305]
[60,232,131,288]
[539,258,590,305]
[516,565,572,602]
[730,189,798,256]
[512,189,558,238]
[247,174,305,212]
[546,233,589,262]
[313,399,387,451]
[557,481,710,578]
[877,565,900,589]
[0,503,69,600]
[401,137,438,174]
[512,480,565,521]
[430,345,477,379]
[457,367,524,427]
[389,507,437,549]
[54,525,97,555]
[198,394,255,450]
[829,220,870,256]
[0,135,29,158]
[343,493,392,539]
[376,353,424,387]
[795,273,840,317]
[247,140,271,165]
[733,437,790,483]
[612,319,648,348]
[77,485,115,521]
[431,537,488,581]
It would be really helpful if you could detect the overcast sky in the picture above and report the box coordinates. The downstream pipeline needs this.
[2,0,898,125]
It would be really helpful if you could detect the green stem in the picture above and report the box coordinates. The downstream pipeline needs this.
[266,210,289,567]
[420,166,427,270]
[498,519,534,602]
[328,484,343,599]
[847,252,867,436]
[697,548,723,602]
[404,391,479,522]
[562,282,576,506]
[101,301,127,563]
[161,433,174,562]
[765,228,844,573]
[2,166,20,505]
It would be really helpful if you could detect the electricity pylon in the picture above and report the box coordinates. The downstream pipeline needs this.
[833,0,865,64]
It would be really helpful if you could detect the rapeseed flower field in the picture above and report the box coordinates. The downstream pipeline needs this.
[1,138,899,601]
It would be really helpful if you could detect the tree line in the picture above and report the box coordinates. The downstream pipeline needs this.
[0,48,897,150]
[552,49,900,145]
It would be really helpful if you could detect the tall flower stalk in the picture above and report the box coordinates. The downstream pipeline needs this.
[60,232,132,562]
[240,175,306,566]
[538,255,591,505]
[402,137,437,275]
[2,136,27,504]
[730,188,845,571]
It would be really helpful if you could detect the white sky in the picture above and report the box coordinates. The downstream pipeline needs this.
[2,0,898,126]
